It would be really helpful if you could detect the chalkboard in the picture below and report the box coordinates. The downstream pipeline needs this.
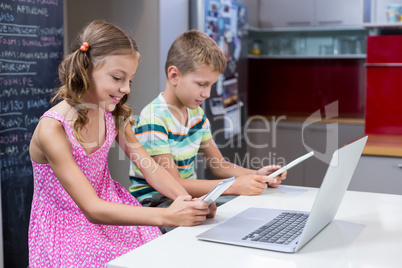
[0,0,63,266]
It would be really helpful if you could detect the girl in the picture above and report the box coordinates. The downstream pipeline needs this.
[28,20,214,267]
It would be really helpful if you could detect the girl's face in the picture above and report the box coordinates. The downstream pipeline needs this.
[174,65,220,111]
[85,53,139,112]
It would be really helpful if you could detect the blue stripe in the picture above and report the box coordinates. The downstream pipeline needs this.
[175,155,196,167]
[168,119,206,141]
[136,124,168,135]
[130,188,157,199]
[129,176,147,184]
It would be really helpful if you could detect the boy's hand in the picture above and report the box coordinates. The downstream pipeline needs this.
[165,195,210,227]
[257,165,287,188]
[229,174,277,195]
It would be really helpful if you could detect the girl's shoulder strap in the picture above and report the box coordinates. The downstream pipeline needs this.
[105,111,116,140]
[41,110,66,123]
[40,110,75,140]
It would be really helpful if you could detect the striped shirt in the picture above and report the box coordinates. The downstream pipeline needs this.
[129,93,212,201]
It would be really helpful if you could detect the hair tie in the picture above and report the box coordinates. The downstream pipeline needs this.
[80,42,89,52]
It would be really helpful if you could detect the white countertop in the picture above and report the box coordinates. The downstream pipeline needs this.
[108,186,402,268]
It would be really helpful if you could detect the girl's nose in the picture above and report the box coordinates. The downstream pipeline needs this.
[120,82,131,94]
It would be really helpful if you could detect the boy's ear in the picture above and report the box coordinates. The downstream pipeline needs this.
[167,66,180,85]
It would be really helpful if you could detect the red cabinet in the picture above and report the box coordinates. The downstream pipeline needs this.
[247,58,366,118]
[366,36,402,135]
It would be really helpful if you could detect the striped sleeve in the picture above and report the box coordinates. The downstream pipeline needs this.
[135,114,171,156]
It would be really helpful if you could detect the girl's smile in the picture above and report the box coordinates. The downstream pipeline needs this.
[86,53,139,112]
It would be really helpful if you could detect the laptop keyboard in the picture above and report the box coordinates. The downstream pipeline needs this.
[242,212,309,245]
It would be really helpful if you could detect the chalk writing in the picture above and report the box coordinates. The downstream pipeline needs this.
[0,58,36,73]
[0,23,38,36]
[0,0,63,266]
[16,5,49,17]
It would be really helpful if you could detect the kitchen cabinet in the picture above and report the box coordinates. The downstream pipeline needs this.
[246,119,305,186]
[259,0,363,29]
[303,123,337,187]
[303,122,366,186]
[247,118,365,187]
[348,134,402,195]
[259,0,315,28]
[315,0,363,27]
[247,58,366,118]
[349,155,402,195]
[365,35,402,135]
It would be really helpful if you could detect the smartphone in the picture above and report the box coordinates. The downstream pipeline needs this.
[201,177,236,205]
[268,151,314,178]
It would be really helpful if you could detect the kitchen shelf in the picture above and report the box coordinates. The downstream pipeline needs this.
[362,23,402,35]
[249,25,366,33]
[363,23,402,29]
[248,54,367,59]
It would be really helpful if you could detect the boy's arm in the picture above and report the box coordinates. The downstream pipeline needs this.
[200,138,256,178]
[151,138,279,197]
[118,124,189,200]
[200,138,286,192]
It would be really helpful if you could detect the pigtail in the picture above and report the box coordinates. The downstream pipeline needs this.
[52,42,92,143]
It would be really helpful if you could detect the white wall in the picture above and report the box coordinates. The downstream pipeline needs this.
[159,0,189,91]
[65,0,189,188]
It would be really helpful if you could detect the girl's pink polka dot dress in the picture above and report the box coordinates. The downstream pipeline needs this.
[29,111,162,267]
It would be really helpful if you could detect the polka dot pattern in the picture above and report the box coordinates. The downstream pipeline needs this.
[29,111,162,267]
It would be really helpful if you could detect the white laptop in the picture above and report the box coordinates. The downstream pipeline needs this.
[197,136,368,253]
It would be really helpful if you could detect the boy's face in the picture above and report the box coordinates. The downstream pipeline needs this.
[175,66,220,110]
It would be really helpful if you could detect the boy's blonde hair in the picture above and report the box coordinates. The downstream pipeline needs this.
[165,29,227,76]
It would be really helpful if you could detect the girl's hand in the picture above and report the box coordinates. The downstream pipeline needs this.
[206,202,217,218]
[164,195,210,227]
[193,196,217,219]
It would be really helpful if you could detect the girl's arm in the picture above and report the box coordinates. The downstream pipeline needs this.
[117,124,191,200]
[33,118,209,226]
[151,152,225,198]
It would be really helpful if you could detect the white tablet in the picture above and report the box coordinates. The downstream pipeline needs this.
[268,151,314,178]
[201,177,236,205]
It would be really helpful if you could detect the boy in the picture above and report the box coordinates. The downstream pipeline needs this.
[129,29,286,209]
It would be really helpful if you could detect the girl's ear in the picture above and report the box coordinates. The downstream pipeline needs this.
[167,66,180,85]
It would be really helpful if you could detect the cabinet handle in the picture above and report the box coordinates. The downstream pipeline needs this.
[287,21,312,26]
[307,127,335,133]
[277,125,301,131]
[366,63,402,67]
[317,20,343,25]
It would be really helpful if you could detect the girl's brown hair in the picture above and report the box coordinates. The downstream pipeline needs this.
[53,20,138,142]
